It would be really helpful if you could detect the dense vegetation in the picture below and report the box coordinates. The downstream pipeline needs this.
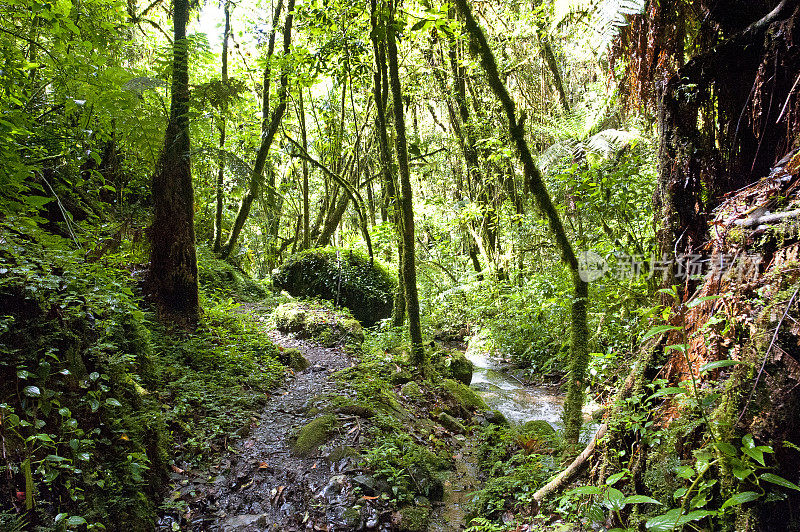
[1,0,799,529]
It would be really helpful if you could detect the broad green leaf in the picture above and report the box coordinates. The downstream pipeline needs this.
[699,360,746,373]
[105,398,122,407]
[686,295,723,308]
[646,509,683,531]
[606,472,626,485]
[624,495,662,505]
[741,446,765,466]
[649,387,686,399]
[23,386,41,397]
[567,485,603,496]
[721,491,760,509]
[66,515,88,526]
[604,487,626,511]
[714,442,737,457]
[759,473,800,491]
[642,325,681,342]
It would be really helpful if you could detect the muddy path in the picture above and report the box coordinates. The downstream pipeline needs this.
[163,331,393,531]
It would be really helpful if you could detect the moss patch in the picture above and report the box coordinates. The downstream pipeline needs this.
[278,347,309,371]
[292,414,338,456]
[440,378,488,412]
[399,505,431,532]
[274,301,364,348]
[431,347,474,385]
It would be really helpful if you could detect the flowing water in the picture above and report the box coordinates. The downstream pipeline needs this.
[464,337,564,427]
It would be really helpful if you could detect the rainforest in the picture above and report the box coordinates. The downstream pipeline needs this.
[1,0,800,530]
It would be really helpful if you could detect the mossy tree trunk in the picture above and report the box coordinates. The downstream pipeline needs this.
[454,0,589,443]
[371,0,405,326]
[220,0,294,259]
[386,0,424,367]
[148,0,199,328]
[212,1,230,254]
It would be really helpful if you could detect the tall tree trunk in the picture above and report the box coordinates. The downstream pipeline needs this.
[220,0,294,259]
[371,0,405,326]
[454,0,588,443]
[212,1,230,253]
[148,0,199,327]
[298,86,310,250]
[386,1,424,367]
[538,34,570,113]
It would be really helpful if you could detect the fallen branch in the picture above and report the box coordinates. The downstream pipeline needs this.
[735,209,800,227]
[532,365,640,505]
[532,423,608,505]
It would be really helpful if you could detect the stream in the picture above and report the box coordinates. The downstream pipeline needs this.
[464,337,564,428]
[428,337,568,532]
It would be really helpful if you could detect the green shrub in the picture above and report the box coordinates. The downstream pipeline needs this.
[272,247,396,326]
[196,245,269,301]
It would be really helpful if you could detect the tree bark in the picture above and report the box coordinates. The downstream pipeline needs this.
[220,0,294,259]
[371,0,405,326]
[298,86,310,250]
[212,1,230,253]
[148,0,199,327]
[454,0,589,443]
[386,1,424,366]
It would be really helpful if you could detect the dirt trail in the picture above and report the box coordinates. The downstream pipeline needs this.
[171,331,392,531]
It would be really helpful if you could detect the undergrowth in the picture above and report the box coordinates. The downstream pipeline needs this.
[0,218,285,529]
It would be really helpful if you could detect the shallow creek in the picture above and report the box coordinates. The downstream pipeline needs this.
[465,340,564,427]
[428,338,567,531]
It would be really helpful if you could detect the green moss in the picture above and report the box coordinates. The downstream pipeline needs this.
[272,247,396,326]
[399,505,431,532]
[400,381,425,400]
[196,245,268,301]
[440,378,487,411]
[431,347,474,385]
[437,411,466,433]
[521,419,556,436]
[278,347,309,371]
[274,301,364,348]
[292,414,338,456]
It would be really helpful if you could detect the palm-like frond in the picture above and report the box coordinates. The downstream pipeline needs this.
[553,0,647,52]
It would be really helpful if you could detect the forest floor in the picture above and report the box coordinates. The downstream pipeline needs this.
[160,330,394,531]
[156,306,489,532]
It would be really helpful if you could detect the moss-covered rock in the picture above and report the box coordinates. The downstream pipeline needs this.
[484,409,509,426]
[399,505,431,532]
[400,381,425,400]
[431,347,474,385]
[437,412,466,434]
[272,247,396,326]
[292,414,338,456]
[521,419,556,436]
[196,246,268,301]
[273,301,364,347]
[278,347,309,371]
[440,378,487,412]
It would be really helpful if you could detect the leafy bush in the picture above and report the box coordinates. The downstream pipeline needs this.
[272,247,396,326]
[0,219,167,528]
[196,245,269,301]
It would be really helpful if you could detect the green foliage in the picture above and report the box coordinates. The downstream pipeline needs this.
[0,219,166,527]
[362,431,450,504]
[152,296,284,463]
[196,246,269,301]
[272,247,396,326]
[468,423,559,524]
